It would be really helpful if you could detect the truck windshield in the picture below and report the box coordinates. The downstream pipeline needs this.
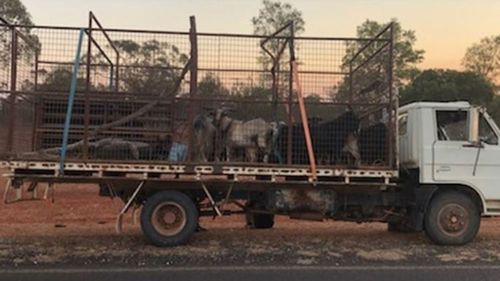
[436,110,468,141]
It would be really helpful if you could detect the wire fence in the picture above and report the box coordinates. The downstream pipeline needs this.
[0,17,395,170]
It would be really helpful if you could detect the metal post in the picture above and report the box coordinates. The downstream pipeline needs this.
[115,54,120,93]
[83,12,92,161]
[349,63,353,104]
[109,64,114,91]
[287,24,295,165]
[6,28,17,152]
[189,16,198,101]
[60,28,85,175]
[34,52,39,91]
[31,50,40,151]
[387,22,395,169]
[271,59,278,123]
[186,15,198,162]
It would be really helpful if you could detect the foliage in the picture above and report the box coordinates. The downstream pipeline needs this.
[38,39,190,96]
[0,0,33,25]
[198,73,230,100]
[0,0,39,69]
[231,85,275,120]
[195,73,278,120]
[346,19,424,86]
[400,69,495,106]
[231,82,272,101]
[332,19,424,103]
[252,0,304,37]
[485,97,500,124]
[462,35,500,84]
[37,66,88,92]
[252,0,304,76]
[112,39,189,96]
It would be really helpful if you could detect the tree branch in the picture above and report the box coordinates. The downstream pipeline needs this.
[92,58,191,136]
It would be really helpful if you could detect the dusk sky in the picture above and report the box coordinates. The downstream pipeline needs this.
[21,0,500,70]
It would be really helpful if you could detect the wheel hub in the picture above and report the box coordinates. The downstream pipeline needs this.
[437,203,469,236]
[151,202,187,237]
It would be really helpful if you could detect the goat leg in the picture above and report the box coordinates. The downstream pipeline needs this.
[245,147,257,163]
[226,146,231,162]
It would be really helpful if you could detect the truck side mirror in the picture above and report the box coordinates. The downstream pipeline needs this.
[469,107,479,143]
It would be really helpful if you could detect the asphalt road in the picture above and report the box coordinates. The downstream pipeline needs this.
[1,265,500,281]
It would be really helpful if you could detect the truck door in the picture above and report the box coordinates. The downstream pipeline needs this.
[432,109,500,211]
[469,112,500,208]
[432,110,477,182]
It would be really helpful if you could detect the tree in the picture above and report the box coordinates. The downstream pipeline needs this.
[198,73,230,100]
[400,69,495,106]
[331,19,424,102]
[252,0,304,37]
[485,97,500,124]
[0,0,33,25]
[111,40,189,96]
[37,66,91,92]
[462,35,500,84]
[0,0,38,68]
[251,0,304,115]
[252,0,304,70]
[348,19,425,85]
[231,83,274,120]
[38,39,190,96]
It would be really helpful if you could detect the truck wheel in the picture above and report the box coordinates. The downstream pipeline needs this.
[424,191,480,245]
[246,212,275,229]
[140,191,198,247]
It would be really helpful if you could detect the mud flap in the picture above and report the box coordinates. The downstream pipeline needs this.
[408,185,437,231]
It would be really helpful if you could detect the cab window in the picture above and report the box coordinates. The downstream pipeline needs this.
[479,113,498,145]
[436,110,468,141]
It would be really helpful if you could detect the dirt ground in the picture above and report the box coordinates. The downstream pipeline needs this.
[1,171,500,268]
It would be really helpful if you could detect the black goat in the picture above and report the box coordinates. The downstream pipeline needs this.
[315,111,360,165]
[273,118,320,164]
[359,123,387,166]
[273,111,360,166]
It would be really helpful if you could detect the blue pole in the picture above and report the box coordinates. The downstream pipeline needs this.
[60,28,85,175]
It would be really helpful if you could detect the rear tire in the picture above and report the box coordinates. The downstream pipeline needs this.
[424,191,480,245]
[140,191,198,247]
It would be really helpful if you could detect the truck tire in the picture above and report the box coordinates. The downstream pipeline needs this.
[424,191,480,245]
[246,212,275,229]
[140,191,198,247]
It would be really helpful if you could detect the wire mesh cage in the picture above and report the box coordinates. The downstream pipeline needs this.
[0,17,395,170]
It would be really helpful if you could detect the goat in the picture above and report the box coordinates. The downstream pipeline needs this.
[342,131,361,167]
[191,111,216,162]
[273,111,360,166]
[359,123,387,166]
[315,110,360,166]
[273,118,321,164]
[214,109,279,163]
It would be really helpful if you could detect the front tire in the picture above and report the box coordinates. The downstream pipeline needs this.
[424,191,480,245]
[140,191,198,247]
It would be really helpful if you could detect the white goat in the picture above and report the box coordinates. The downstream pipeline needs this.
[191,111,216,162]
[215,109,279,163]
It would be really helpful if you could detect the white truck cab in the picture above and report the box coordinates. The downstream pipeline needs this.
[398,101,500,244]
